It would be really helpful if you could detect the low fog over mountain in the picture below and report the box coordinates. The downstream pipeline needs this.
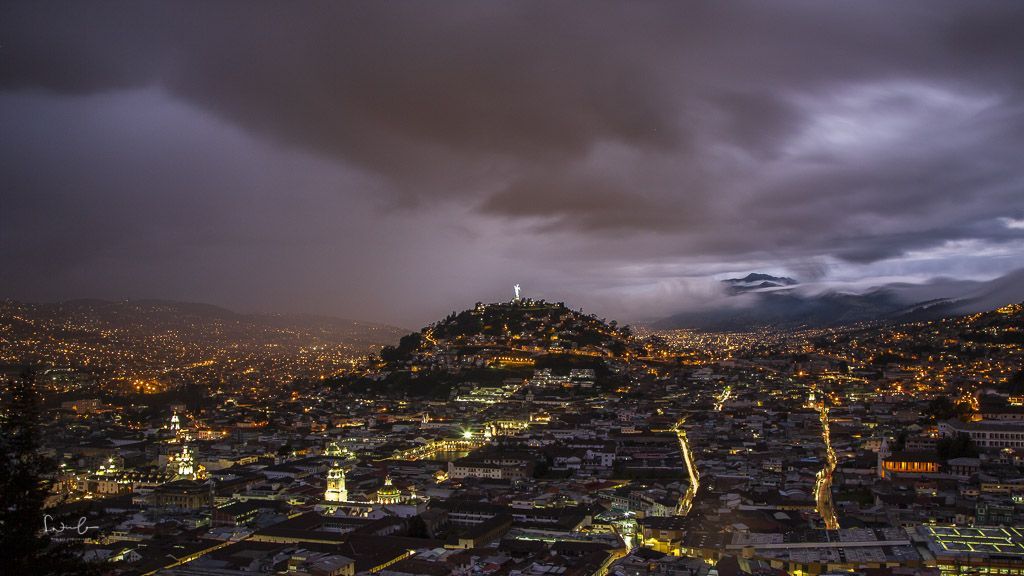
[656,269,1024,330]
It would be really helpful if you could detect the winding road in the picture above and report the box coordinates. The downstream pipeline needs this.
[674,420,701,516]
[815,402,840,530]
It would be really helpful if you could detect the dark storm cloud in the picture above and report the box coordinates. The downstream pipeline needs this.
[2,1,1024,323]
[2,3,682,184]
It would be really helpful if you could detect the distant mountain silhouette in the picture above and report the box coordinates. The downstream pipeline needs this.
[656,269,1024,331]
[722,273,799,294]
[1,298,405,350]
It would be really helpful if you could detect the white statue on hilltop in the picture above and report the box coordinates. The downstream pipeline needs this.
[514,284,521,301]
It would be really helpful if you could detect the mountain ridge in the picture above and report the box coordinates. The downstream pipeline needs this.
[3,297,406,334]
[656,269,1024,331]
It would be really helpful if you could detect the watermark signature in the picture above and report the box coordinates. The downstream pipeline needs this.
[43,514,99,536]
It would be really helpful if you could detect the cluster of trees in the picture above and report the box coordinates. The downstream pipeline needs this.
[937,433,979,459]
[924,395,974,423]
[962,329,1024,345]
[1,372,99,575]
[379,332,423,363]
[431,309,484,340]
[1005,370,1024,395]
[342,370,446,400]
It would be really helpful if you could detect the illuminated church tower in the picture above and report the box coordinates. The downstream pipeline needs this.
[176,444,195,479]
[170,411,181,432]
[325,461,348,503]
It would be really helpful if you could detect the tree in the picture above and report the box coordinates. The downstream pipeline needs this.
[1,370,99,575]
[894,428,910,451]
[925,395,972,423]
[380,332,423,363]
[1007,370,1024,395]
[925,396,956,421]
[937,433,979,459]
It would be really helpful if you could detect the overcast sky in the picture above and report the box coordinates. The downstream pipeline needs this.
[2,1,1024,327]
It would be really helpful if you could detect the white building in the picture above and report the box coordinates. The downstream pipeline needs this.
[324,461,348,503]
[939,420,1024,449]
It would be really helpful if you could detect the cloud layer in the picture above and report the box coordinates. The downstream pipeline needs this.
[2,1,1024,325]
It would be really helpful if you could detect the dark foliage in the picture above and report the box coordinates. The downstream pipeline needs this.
[937,433,979,459]
[924,395,973,423]
[961,330,1024,345]
[1005,370,1024,395]
[1,371,101,575]
[380,332,424,363]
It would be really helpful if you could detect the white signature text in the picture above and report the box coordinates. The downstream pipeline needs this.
[43,514,99,536]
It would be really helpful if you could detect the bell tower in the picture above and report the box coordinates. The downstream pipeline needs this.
[325,461,348,503]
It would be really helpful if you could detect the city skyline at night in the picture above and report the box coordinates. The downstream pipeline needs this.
[3,4,1024,576]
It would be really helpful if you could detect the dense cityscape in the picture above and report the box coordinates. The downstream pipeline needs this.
[3,291,1023,576]
[0,300,403,396]
[5,2,1024,576]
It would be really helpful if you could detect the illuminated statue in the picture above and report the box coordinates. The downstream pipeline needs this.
[514,284,521,301]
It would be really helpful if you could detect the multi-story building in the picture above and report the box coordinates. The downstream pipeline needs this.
[152,479,213,510]
[939,420,1024,449]
[915,525,1024,576]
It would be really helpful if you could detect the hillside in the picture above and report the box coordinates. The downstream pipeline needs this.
[382,299,636,362]
[344,298,641,399]
[803,301,1024,393]
[0,299,404,390]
